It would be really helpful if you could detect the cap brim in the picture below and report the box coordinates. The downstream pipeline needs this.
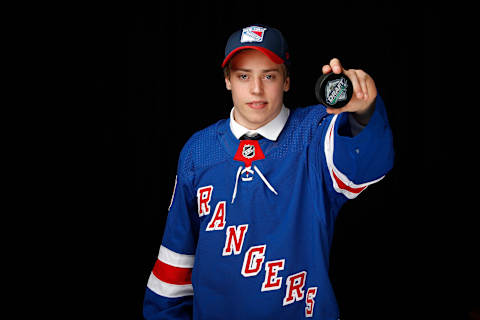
[221,46,284,68]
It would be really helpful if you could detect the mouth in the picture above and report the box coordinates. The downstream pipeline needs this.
[246,101,268,109]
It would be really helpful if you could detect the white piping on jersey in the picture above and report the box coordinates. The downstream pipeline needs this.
[231,165,278,204]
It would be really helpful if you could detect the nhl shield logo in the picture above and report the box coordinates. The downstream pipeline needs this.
[241,26,267,43]
[242,144,255,159]
[325,77,349,105]
[234,140,265,167]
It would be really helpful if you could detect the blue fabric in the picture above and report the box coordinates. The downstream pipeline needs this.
[143,288,193,320]
[144,98,394,319]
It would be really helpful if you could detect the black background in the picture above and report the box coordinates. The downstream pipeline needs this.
[92,3,478,319]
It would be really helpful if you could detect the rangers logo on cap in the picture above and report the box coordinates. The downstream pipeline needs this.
[240,26,267,43]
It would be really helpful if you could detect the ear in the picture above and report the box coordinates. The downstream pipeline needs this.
[283,76,290,92]
[225,77,232,90]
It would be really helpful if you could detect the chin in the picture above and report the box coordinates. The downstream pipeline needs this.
[235,104,276,129]
[246,116,270,128]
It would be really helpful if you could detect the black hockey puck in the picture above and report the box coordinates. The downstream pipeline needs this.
[315,73,353,108]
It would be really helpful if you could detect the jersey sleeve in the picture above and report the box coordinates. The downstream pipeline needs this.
[143,151,199,320]
[317,95,394,201]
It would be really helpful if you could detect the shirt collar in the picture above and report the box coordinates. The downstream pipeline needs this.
[229,105,290,141]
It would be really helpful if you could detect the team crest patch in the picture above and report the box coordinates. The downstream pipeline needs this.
[241,26,267,43]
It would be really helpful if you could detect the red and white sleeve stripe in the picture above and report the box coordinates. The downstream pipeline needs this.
[324,114,384,199]
[147,245,195,298]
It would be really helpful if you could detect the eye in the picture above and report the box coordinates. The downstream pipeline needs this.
[239,74,248,80]
[264,74,274,80]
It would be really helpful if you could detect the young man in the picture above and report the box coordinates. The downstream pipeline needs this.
[143,25,394,319]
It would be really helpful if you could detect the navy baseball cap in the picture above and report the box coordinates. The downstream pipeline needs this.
[221,25,290,68]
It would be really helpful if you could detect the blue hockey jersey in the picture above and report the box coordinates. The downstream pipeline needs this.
[144,97,394,319]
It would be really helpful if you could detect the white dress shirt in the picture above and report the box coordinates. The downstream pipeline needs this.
[229,106,290,141]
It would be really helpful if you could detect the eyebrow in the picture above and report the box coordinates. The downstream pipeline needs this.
[231,68,281,73]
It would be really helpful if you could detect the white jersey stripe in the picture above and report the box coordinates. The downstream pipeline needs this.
[158,245,195,268]
[147,272,194,298]
[324,114,384,199]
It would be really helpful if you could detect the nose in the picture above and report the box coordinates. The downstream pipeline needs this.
[250,77,263,95]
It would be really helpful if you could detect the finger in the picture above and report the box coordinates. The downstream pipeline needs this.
[326,105,348,115]
[365,74,377,99]
[345,69,364,99]
[325,106,341,115]
[356,70,369,100]
[322,64,332,74]
[329,58,343,74]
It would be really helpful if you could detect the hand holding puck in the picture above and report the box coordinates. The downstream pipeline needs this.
[315,72,353,108]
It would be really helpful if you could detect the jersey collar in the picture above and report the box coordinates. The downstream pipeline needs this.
[229,105,290,141]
